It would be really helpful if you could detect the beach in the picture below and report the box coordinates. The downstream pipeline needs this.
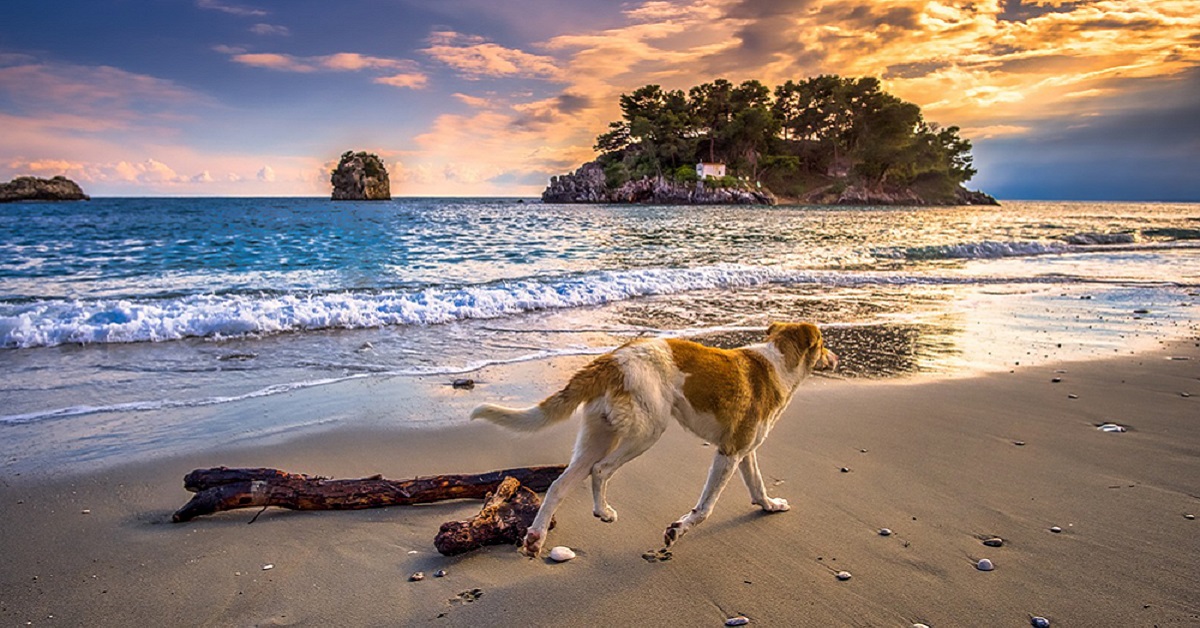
[2,338,1197,626]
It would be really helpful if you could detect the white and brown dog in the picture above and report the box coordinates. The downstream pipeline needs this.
[471,322,838,556]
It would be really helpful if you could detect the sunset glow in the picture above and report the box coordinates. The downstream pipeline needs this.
[2,0,1196,199]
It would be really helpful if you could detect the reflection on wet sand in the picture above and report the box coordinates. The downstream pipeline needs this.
[687,322,963,379]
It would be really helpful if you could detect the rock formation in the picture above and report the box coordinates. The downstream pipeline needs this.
[542,161,776,205]
[330,151,391,200]
[800,183,998,206]
[0,176,89,203]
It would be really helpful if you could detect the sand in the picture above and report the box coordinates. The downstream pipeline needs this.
[1,342,1198,626]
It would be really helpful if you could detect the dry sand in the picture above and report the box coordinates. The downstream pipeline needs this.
[2,341,1198,626]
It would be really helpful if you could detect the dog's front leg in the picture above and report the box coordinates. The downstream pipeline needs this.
[664,452,740,547]
[739,450,790,512]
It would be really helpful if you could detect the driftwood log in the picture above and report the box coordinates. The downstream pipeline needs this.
[434,476,549,556]
[172,465,565,523]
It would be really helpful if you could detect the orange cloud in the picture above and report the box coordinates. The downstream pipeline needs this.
[423,31,562,80]
[225,50,427,88]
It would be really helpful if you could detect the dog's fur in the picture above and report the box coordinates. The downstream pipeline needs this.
[471,322,838,556]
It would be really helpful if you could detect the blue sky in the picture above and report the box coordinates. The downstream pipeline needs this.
[1,0,1197,199]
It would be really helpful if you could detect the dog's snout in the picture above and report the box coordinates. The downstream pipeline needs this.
[816,349,839,371]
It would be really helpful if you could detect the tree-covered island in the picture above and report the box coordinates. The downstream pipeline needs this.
[543,76,997,206]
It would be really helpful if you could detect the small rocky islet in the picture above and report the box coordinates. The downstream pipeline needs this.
[0,175,89,203]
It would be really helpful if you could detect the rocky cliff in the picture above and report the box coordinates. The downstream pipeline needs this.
[800,183,998,206]
[542,162,775,205]
[0,176,89,202]
[543,161,995,206]
[330,151,391,200]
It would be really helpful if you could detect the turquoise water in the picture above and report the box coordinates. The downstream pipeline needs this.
[1,198,1198,471]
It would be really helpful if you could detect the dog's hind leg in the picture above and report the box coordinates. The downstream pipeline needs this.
[522,419,616,557]
[590,422,665,523]
[738,450,790,512]
[663,451,741,548]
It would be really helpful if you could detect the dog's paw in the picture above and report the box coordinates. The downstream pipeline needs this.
[593,505,618,523]
[758,496,790,512]
[663,519,688,547]
[520,530,543,558]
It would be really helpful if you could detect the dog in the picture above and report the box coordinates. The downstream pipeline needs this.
[471,322,838,556]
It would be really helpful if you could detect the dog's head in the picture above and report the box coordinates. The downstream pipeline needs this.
[766,322,838,374]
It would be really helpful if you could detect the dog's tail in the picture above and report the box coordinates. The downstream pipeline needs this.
[470,354,622,432]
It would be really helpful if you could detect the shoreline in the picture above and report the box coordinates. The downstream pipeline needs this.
[2,339,1197,625]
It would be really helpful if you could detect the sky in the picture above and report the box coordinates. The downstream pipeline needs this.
[1,0,1197,200]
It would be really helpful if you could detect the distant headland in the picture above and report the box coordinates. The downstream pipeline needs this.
[331,151,391,200]
[544,76,997,206]
[0,176,89,203]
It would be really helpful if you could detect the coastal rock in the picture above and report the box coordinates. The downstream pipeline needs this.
[541,161,775,205]
[801,182,997,206]
[0,176,89,203]
[331,151,391,200]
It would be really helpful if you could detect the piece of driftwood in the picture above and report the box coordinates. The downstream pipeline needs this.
[172,465,565,523]
[434,476,550,556]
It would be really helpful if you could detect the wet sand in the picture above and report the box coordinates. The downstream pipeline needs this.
[1,341,1198,626]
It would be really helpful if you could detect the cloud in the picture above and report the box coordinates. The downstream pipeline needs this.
[423,31,562,80]
[196,0,266,17]
[257,165,275,182]
[224,49,428,88]
[453,93,491,108]
[249,23,290,36]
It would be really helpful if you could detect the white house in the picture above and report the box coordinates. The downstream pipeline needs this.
[696,162,726,180]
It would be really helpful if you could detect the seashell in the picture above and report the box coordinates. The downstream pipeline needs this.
[262,564,274,571]
[434,569,447,578]
[1031,616,1050,628]
[878,528,892,536]
[409,571,425,581]
[1097,423,1126,432]
[982,537,1004,547]
[725,616,750,626]
[548,546,576,562]
[976,558,995,571]
[1049,526,1062,533]
[835,571,852,581]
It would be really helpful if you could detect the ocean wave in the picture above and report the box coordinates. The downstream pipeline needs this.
[880,240,1070,260]
[0,266,792,349]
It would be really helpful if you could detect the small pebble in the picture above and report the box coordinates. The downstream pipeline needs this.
[452,378,475,390]
[840,467,850,473]
[1050,526,1062,533]
[1185,514,1195,520]
[835,571,852,581]
[1182,392,1191,398]
[912,624,931,628]
[434,569,447,578]
[262,564,274,571]
[1051,377,1061,383]
[1031,616,1051,628]
[983,537,1004,547]
[976,558,995,571]
[81,509,91,514]
[1097,423,1127,433]
[409,571,425,582]
[725,616,750,626]
[1067,394,1079,399]
[878,528,892,536]
[548,546,576,562]
[1013,441,1026,446]
[1133,309,1150,314]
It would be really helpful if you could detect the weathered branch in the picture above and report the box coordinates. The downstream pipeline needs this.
[434,476,548,556]
[172,465,565,523]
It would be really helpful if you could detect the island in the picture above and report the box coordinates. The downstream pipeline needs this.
[544,76,997,206]
[331,151,391,200]
[0,176,89,203]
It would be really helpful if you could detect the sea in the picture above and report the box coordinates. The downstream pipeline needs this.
[2,198,1198,475]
